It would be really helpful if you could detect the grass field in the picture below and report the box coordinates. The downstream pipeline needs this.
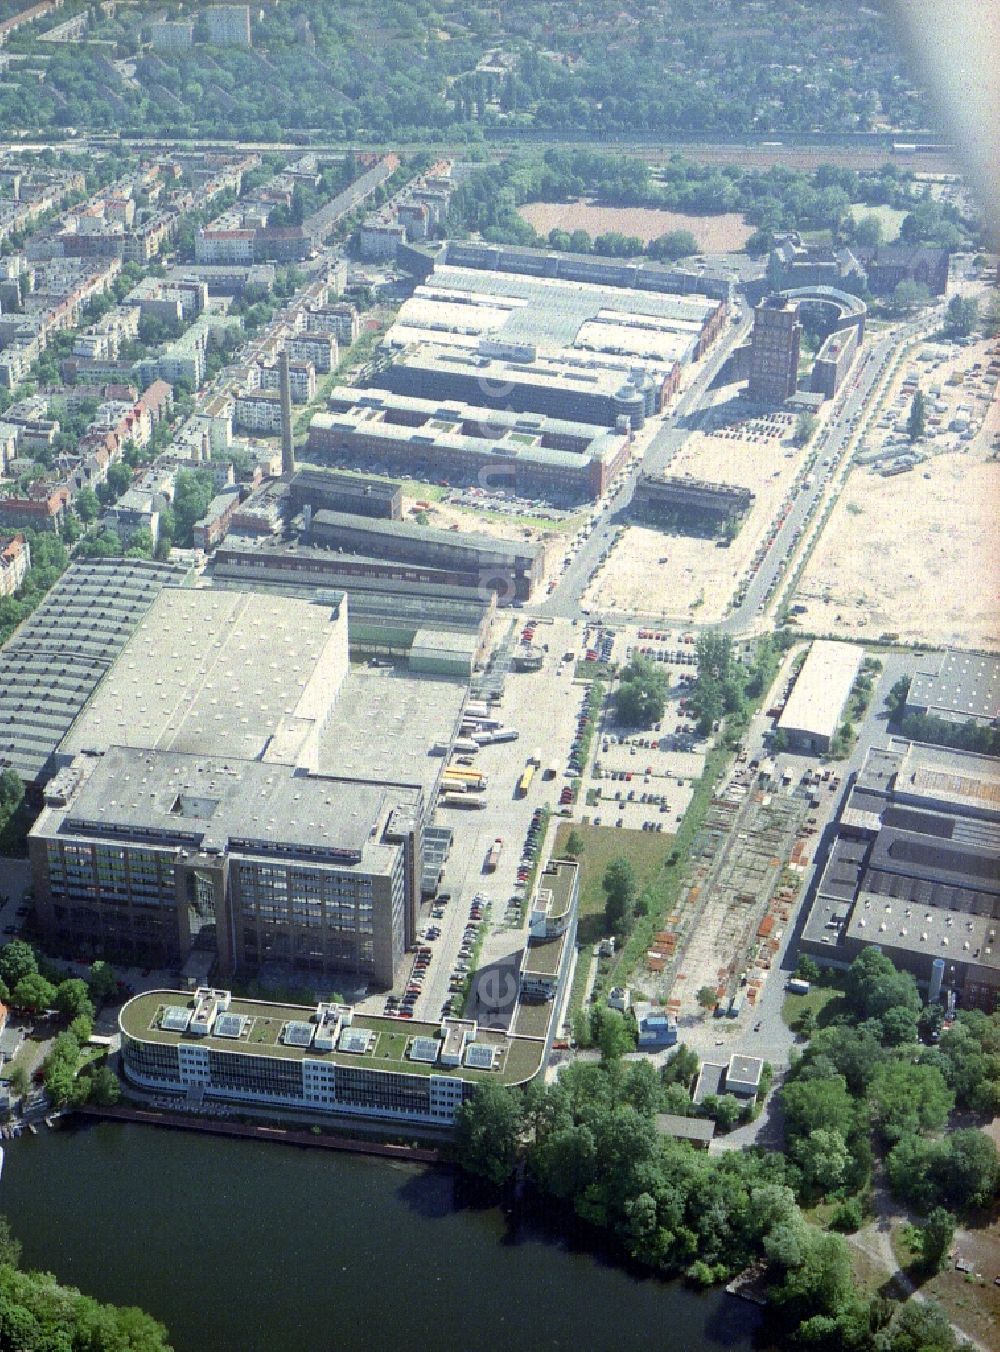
[553,821,673,946]
[847,202,908,242]
[781,985,847,1030]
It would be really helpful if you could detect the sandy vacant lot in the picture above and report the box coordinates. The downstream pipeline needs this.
[793,446,1000,650]
[518,199,752,252]
[584,414,807,621]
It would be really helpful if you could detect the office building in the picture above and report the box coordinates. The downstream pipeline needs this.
[205,5,251,46]
[119,988,544,1126]
[0,533,30,597]
[748,296,802,403]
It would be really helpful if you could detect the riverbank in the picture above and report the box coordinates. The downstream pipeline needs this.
[75,1102,443,1163]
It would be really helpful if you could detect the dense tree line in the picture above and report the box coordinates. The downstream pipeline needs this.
[0,1215,169,1351]
[446,152,978,259]
[0,2,933,142]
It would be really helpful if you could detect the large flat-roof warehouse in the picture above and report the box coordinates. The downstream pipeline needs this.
[777,640,863,752]
[60,588,349,770]
[906,650,1000,727]
[29,584,469,989]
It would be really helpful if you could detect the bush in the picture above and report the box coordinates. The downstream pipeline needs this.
[829,1199,862,1233]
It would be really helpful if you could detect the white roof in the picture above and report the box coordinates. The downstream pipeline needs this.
[778,641,863,743]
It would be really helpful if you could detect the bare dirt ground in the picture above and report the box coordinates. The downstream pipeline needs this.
[793,374,1000,650]
[517,199,752,251]
[583,410,808,621]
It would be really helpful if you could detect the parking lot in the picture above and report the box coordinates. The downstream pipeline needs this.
[357,616,590,1024]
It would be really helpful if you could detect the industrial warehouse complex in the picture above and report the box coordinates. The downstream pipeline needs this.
[28,588,469,987]
[803,742,1000,1012]
[308,387,632,503]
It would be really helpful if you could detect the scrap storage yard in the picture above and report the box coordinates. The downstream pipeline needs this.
[792,334,1000,649]
[636,769,809,1024]
[582,404,808,621]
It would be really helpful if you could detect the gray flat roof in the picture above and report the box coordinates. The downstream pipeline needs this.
[908,650,1000,724]
[61,589,348,766]
[316,667,465,795]
[39,744,409,873]
[654,1114,716,1142]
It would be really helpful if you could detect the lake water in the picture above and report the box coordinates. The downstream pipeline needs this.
[3,1122,764,1352]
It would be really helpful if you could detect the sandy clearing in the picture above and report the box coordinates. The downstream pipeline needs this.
[792,447,1000,650]
[517,199,753,252]
[583,410,809,621]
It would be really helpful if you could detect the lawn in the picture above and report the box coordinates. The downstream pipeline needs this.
[781,985,847,1031]
[553,821,674,946]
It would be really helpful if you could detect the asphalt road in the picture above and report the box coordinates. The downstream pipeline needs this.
[539,299,754,622]
[723,303,948,633]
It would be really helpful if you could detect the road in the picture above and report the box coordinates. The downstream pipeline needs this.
[724,303,948,633]
[539,297,754,622]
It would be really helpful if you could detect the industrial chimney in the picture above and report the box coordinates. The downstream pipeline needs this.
[279,348,295,477]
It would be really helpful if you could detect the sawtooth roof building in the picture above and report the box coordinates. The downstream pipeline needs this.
[0,558,188,788]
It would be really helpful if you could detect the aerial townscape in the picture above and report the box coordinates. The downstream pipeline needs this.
[0,2,995,1350]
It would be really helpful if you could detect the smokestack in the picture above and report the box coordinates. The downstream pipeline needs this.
[279,348,295,478]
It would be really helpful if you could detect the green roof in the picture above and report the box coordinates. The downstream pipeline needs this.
[121,990,543,1085]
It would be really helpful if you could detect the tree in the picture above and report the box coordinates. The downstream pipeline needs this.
[792,1128,850,1196]
[55,978,95,1023]
[844,949,920,1022]
[563,829,584,858]
[916,1207,954,1271]
[944,294,978,338]
[454,1082,522,1186]
[602,856,637,933]
[647,229,698,261]
[7,1066,28,1099]
[886,675,911,719]
[615,656,667,727]
[105,462,131,499]
[868,1060,953,1143]
[907,387,926,442]
[702,1093,742,1131]
[0,941,36,991]
[11,973,56,1013]
[879,1005,919,1047]
[853,213,883,248]
[782,1074,856,1144]
[696,986,719,1011]
[593,1006,635,1061]
[86,960,119,1005]
[0,771,24,847]
[89,1066,121,1107]
[793,412,818,447]
[891,279,930,312]
[74,486,100,523]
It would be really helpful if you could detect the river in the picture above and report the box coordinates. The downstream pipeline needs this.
[3,1122,765,1352]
